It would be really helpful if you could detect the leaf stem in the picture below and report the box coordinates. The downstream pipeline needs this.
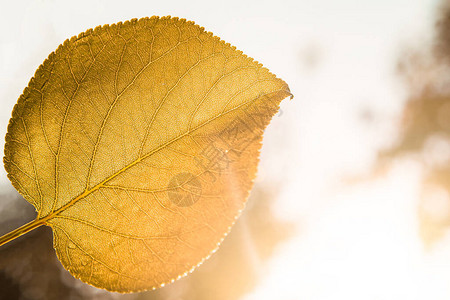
[0,219,45,247]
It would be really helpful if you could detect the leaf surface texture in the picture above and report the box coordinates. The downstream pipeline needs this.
[3,16,291,292]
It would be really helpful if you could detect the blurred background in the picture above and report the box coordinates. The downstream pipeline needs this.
[1,0,449,299]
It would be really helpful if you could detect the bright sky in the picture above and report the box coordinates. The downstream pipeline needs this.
[0,0,447,299]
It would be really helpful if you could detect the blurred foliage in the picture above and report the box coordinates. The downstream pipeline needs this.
[0,184,293,300]
[382,94,450,158]
[381,0,450,247]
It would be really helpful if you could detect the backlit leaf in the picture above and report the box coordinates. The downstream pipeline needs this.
[2,16,292,292]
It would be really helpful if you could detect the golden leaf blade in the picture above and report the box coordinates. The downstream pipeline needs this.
[3,16,292,292]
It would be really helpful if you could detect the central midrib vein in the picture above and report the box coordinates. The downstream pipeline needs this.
[38,87,287,224]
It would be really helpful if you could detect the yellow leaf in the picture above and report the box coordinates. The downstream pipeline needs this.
[1,16,292,292]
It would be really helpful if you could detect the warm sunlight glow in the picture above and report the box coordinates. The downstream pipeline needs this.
[2,0,450,299]
[242,160,450,300]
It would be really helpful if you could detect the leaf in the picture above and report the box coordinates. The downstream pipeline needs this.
[2,16,292,292]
